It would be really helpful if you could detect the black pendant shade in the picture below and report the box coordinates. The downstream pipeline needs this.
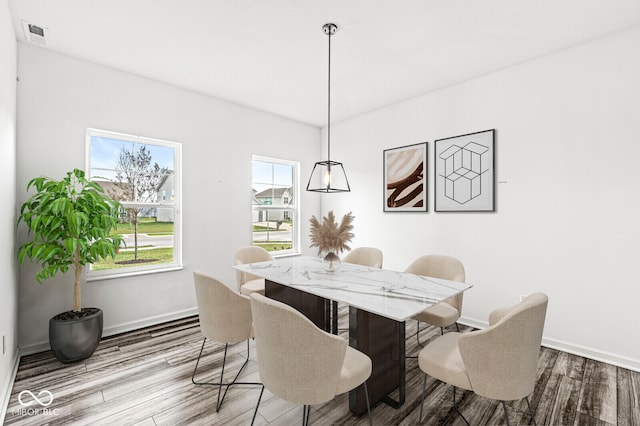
[306,23,351,193]
[306,160,350,193]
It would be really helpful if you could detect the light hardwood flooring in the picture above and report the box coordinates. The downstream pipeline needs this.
[4,305,640,425]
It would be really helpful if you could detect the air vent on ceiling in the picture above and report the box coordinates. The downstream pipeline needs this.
[22,20,47,45]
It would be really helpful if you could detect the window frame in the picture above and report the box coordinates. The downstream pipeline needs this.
[252,155,300,257]
[85,127,183,280]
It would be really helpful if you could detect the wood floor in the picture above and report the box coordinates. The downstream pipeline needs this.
[4,306,639,426]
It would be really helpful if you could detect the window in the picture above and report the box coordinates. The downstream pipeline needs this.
[86,128,182,279]
[252,156,299,255]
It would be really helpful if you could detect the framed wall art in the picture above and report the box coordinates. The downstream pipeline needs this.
[383,142,427,212]
[434,129,495,212]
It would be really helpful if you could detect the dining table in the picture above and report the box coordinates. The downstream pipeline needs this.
[233,255,472,415]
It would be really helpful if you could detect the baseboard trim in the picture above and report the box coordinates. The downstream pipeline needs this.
[18,307,199,357]
[0,351,20,425]
[459,316,640,372]
[17,310,639,374]
[541,337,640,372]
[101,307,199,337]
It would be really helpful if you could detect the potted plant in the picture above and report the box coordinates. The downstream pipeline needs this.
[17,168,122,363]
[309,210,354,272]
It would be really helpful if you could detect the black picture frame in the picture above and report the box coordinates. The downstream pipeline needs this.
[434,129,495,212]
[383,142,428,212]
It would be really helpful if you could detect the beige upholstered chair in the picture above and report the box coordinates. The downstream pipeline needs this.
[405,255,466,344]
[343,247,383,268]
[249,293,373,426]
[233,245,274,296]
[418,293,549,425]
[192,271,260,411]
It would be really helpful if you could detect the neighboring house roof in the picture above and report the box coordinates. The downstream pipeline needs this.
[157,173,174,191]
[254,187,292,198]
[95,180,133,199]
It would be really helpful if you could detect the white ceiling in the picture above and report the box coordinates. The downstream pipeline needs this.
[8,0,640,127]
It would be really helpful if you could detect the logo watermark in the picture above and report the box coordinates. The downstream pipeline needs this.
[19,390,54,406]
[11,389,60,417]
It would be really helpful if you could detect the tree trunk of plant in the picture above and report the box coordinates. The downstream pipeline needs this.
[134,214,139,260]
[73,247,82,312]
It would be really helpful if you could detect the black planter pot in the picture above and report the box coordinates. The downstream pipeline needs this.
[49,308,103,363]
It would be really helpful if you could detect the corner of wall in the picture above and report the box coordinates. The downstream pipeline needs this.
[0,351,20,425]
[1,0,20,420]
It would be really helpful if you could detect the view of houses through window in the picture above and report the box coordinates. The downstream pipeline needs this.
[86,128,181,277]
[252,156,298,254]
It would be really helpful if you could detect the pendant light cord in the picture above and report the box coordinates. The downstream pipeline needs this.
[306,23,350,193]
[327,28,332,163]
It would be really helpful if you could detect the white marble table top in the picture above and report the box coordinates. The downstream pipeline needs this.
[233,255,472,322]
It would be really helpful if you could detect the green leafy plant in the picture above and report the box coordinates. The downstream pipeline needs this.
[17,169,122,313]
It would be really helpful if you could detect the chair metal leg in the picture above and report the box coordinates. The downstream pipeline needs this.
[191,338,208,385]
[453,387,470,426]
[410,320,426,358]
[216,340,256,411]
[250,385,264,426]
[215,343,230,410]
[363,381,372,426]
[214,343,240,411]
[525,396,537,426]
[192,338,261,412]
[502,401,511,426]
[419,374,427,423]
[416,320,426,346]
[302,404,310,426]
[418,321,458,345]
[298,383,371,425]
[417,320,460,346]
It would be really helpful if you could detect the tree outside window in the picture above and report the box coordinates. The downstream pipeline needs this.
[86,128,182,277]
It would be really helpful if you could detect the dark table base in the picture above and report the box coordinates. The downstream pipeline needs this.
[265,280,406,415]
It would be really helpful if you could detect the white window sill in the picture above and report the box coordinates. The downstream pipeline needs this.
[87,264,183,282]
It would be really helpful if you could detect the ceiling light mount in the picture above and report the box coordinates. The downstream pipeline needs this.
[322,23,337,36]
[307,23,350,193]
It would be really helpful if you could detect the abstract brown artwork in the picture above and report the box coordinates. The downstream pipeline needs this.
[383,142,427,212]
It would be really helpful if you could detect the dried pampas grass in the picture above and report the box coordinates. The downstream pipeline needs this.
[309,210,354,255]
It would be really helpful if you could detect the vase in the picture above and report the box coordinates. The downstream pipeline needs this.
[322,252,342,272]
[49,307,103,363]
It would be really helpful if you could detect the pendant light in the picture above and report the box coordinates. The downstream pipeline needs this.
[306,23,351,193]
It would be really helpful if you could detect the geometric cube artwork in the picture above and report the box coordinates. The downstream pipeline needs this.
[434,129,495,212]
[438,142,489,204]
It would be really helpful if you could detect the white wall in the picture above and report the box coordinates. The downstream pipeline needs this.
[16,44,321,352]
[322,27,640,370]
[0,0,19,420]
[13,19,640,372]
